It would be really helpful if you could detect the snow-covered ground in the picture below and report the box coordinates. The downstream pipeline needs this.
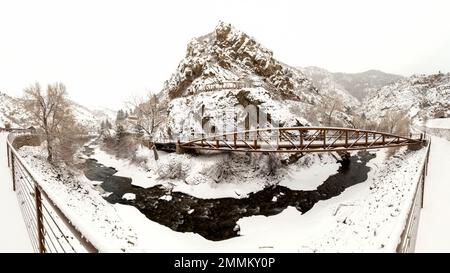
[299,148,426,252]
[6,133,429,252]
[0,133,33,252]
[426,118,450,129]
[416,121,450,252]
[84,142,427,252]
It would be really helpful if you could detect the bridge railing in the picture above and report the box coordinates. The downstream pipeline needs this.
[182,127,424,140]
[396,138,431,253]
[5,132,98,253]
[178,127,425,153]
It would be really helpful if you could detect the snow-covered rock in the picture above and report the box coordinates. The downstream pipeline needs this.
[122,193,136,201]
[362,73,450,123]
[154,22,356,139]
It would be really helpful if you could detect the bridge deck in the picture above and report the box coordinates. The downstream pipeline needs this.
[178,127,424,153]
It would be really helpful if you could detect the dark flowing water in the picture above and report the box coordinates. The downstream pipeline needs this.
[81,145,375,241]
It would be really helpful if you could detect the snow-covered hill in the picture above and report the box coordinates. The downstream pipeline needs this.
[0,92,30,127]
[362,73,450,123]
[299,66,404,102]
[69,101,116,132]
[156,22,354,139]
[0,91,110,131]
[298,66,360,107]
[90,106,116,123]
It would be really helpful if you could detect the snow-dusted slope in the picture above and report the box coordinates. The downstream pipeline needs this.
[90,106,116,122]
[298,66,360,107]
[0,92,31,127]
[69,101,113,131]
[156,22,354,139]
[362,73,450,123]
[299,66,404,103]
[333,69,404,101]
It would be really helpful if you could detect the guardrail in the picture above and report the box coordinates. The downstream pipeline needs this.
[5,132,98,253]
[396,138,431,253]
[189,81,263,94]
[422,127,450,141]
[0,127,34,132]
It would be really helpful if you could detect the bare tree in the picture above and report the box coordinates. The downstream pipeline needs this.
[377,110,410,158]
[128,93,164,140]
[23,82,79,162]
[378,110,410,135]
[349,113,378,131]
[318,94,343,126]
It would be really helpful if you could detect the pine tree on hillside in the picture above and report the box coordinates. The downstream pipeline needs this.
[115,124,126,143]
[116,109,126,123]
[105,119,112,129]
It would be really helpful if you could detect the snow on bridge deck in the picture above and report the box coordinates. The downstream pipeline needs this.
[0,132,32,252]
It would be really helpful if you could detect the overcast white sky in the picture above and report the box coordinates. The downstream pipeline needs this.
[1,0,449,109]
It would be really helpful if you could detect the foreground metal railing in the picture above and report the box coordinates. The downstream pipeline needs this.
[396,138,431,253]
[6,132,97,253]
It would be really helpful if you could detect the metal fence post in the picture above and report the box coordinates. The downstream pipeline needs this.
[421,167,425,208]
[35,186,45,253]
[11,153,16,191]
[7,143,10,168]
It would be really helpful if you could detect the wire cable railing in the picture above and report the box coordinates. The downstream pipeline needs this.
[396,137,431,253]
[6,131,98,253]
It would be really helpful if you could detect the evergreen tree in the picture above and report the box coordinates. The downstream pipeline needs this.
[115,124,125,143]
[105,119,112,129]
[116,109,125,123]
[134,123,144,136]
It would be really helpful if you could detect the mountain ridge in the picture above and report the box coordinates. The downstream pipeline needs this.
[298,66,405,102]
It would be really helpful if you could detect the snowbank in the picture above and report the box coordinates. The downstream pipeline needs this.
[426,118,450,129]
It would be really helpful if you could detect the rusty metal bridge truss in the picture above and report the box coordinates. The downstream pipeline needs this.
[177,127,425,153]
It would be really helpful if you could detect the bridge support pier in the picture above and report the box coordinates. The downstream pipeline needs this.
[176,140,185,154]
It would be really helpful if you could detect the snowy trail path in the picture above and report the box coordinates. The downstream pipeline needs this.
[416,135,450,252]
[0,133,33,252]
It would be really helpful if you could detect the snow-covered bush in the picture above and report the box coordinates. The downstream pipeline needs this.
[157,154,191,179]
[250,152,282,176]
[200,158,228,181]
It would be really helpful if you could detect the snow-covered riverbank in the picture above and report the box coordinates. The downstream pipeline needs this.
[90,145,340,199]
[16,145,138,252]
[106,146,426,252]
[13,138,427,252]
